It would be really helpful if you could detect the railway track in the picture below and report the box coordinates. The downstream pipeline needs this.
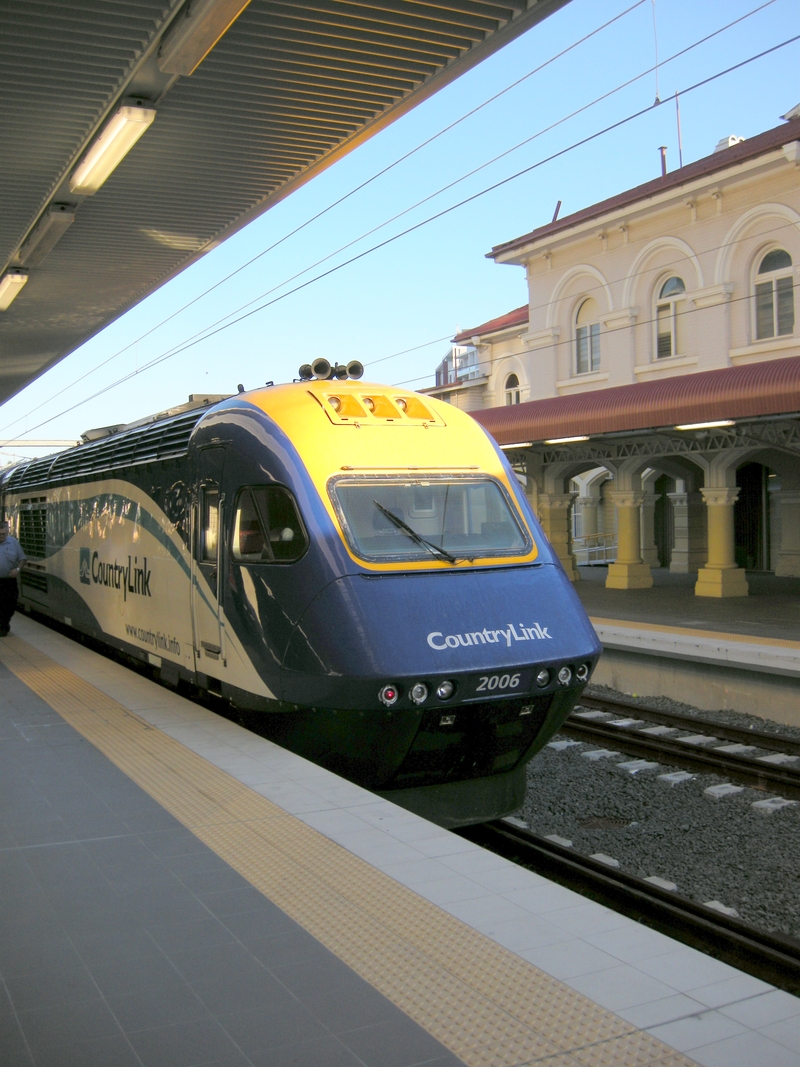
[564,695,800,798]
[461,818,800,996]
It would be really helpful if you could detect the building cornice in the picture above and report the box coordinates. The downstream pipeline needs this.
[690,283,734,309]
[490,119,800,265]
[421,376,488,397]
[521,326,560,349]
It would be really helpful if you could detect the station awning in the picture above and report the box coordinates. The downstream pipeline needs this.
[0,0,569,405]
[473,356,800,445]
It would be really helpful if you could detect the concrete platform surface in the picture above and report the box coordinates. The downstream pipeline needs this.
[1,613,799,1067]
[575,568,800,644]
[576,569,800,723]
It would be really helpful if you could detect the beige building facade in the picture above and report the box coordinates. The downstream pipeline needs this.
[428,118,800,594]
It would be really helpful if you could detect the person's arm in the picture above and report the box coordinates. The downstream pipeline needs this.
[10,545,26,578]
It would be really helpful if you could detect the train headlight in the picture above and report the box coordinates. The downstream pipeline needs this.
[328,396,342,412]
[409,682,428,705]
[576,663,590,682]
[436,680,455,700]
[378,685,399,706]
[557,666,572,686]
[535,669,550,687]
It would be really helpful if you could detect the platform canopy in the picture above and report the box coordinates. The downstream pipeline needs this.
[0,0,569,407]
[473,355,800,448]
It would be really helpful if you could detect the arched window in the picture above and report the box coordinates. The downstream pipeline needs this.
[755,249,794,340]
[575,298,600,374]
[504,373,520,405]
[655,276,685,359]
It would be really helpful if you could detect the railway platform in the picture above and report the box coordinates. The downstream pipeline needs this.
[2,614,800,1067]
[574,569,800,725]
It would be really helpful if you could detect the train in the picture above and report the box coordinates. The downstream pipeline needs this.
[0,361,601,826]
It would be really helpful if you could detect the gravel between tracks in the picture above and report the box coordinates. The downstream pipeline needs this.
[520,684,800,938]
[585,682,800,742]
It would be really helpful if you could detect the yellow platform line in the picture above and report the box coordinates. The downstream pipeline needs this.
[0,636,697,1067]
[590,616,800,651]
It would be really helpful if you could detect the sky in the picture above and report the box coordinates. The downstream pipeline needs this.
[1,0,798,464]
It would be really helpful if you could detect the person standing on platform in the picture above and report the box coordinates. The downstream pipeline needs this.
[0,522,26,636]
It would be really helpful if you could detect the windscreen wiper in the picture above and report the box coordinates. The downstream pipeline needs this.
[373,501,459,565]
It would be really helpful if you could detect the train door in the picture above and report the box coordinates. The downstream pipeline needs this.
[192,447,226,674]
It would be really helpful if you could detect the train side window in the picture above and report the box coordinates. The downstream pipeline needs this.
[202,489,220,562]
[233,487,307,563]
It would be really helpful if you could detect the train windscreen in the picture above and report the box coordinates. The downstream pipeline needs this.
[329,475,531,563]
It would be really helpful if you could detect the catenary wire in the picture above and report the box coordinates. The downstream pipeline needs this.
[441,216,800,361]
[3,261,796,466]
[323,217,800,384]
[388,278,800,389]
[0,0,779,439]
[10,211,800,456]
[0,1,652,438]
[85,37,800,379]
[84,0,781,381]
[9,28,800,442]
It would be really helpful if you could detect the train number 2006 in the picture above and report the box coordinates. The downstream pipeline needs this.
[475,672,521,692]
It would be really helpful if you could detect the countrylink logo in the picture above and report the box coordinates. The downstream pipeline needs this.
[79,548,91,585]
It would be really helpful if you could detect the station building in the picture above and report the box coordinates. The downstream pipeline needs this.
[427,115,800,595]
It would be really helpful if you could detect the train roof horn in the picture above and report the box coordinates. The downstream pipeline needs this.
[298,359,364,381]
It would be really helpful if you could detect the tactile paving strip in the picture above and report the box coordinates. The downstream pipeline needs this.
[0,636,698,1067]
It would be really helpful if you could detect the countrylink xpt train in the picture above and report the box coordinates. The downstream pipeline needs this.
[0,363,600,826]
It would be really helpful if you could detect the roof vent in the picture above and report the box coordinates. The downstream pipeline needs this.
[713,135,745,153]
[81,425,124,442]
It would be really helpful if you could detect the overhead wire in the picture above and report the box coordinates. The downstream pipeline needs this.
[82,0,779,380]
[0,0,651,438]
[389,279,800,389]
[8,23,798,441]
[2,0,777,439]
[7,218,799,461]
[424,216,800,370]
[336,219,800,388]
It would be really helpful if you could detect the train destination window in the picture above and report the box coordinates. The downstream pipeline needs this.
[330,476,531,563]
[233,487,307,563]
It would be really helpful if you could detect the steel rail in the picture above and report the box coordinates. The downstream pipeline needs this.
[575,694,800,756]
[561,695,800,797]
[460,819,800,996]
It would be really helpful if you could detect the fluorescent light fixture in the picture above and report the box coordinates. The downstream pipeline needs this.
[141,227,206,251]
[69,102,156,195]
[17,205,75,266]
[500,441,533,450]
[674,420,734,431]
[0,272,28,311]
[158,0,253,76]
[544,435,590,444]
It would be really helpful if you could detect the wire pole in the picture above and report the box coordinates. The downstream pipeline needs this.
[652,0,660,103]
[676,91,684,167]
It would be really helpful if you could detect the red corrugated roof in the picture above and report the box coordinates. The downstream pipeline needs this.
[472,356,800,444]
[453,305,529,344]
[490,118,800,260]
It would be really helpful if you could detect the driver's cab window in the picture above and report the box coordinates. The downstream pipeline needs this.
[202,489,220,563]
[233,487,307,563]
